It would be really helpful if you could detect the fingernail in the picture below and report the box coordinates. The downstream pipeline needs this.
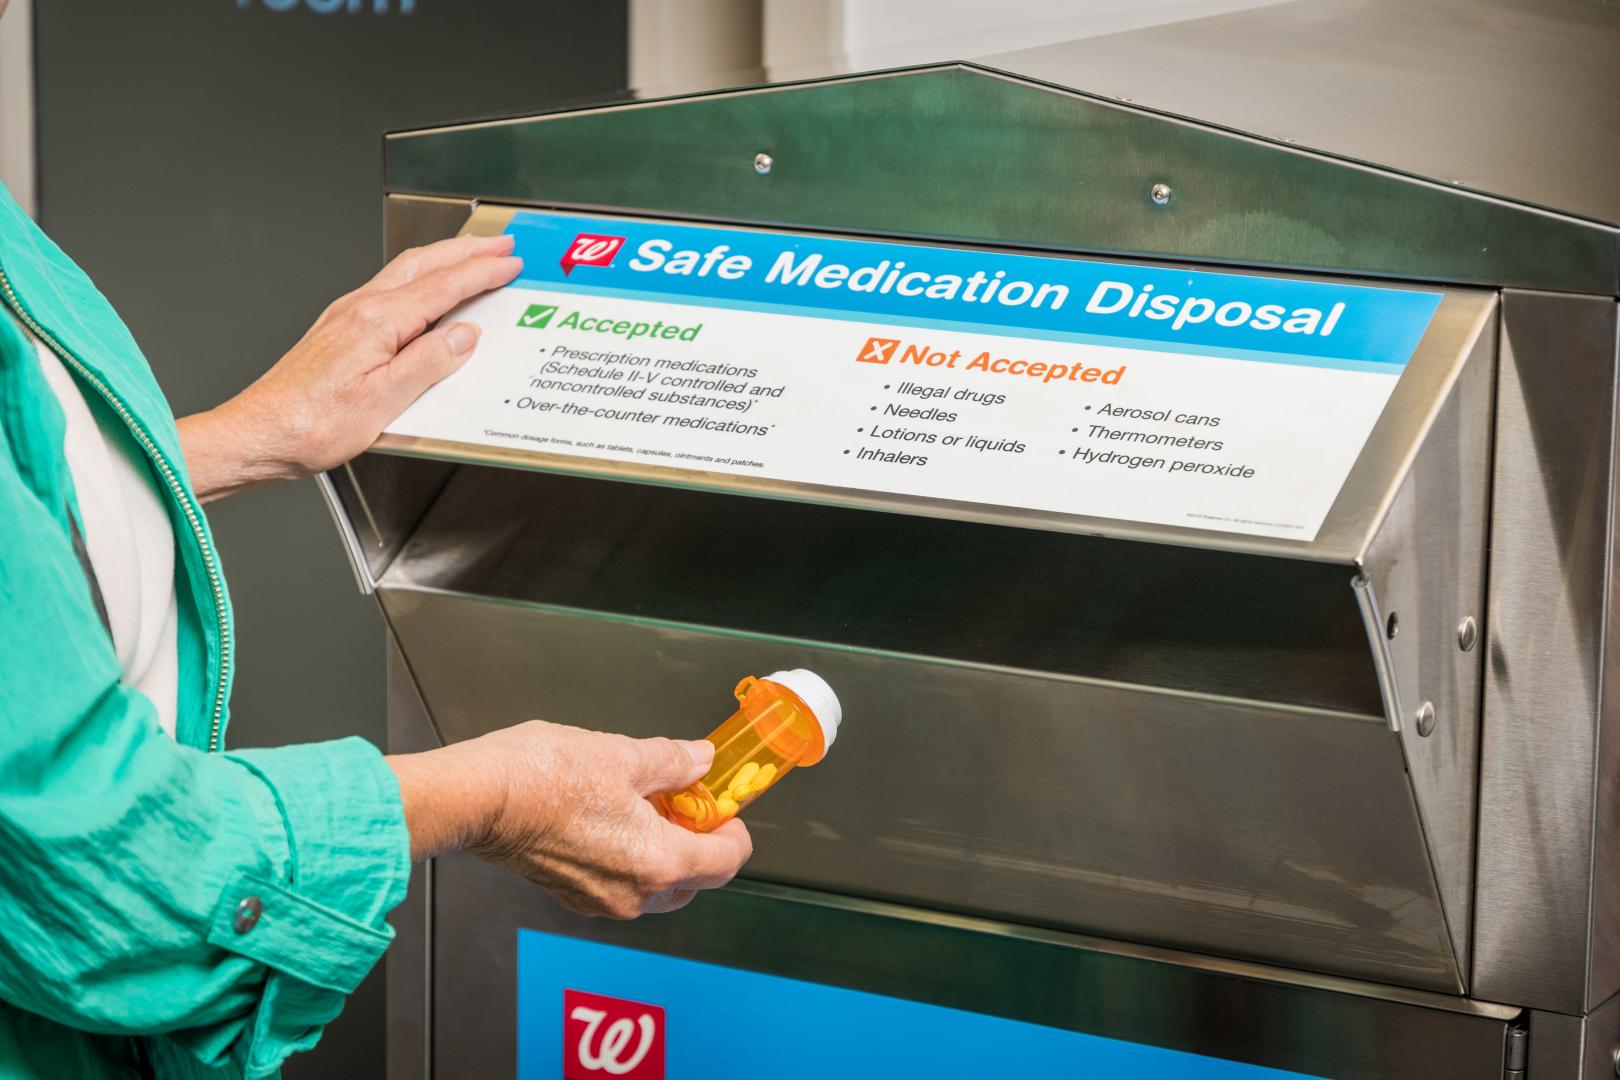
[445,323,480,355]
[683,740,714,766]
[494,233,516,251]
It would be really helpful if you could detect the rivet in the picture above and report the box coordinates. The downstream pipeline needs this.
[1415,702,1436,738]
[1457,616,1478,652]
[753,153,774,176]
[233,895,263,934]
[1150,183,1173,205]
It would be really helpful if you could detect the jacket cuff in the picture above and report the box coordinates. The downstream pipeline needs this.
[213,737,411,993]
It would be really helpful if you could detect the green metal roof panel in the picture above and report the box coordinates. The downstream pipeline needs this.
[387,67,1615,294]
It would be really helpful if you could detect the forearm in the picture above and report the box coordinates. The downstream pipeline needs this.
[387,739,510,862]
[177,401,303,504]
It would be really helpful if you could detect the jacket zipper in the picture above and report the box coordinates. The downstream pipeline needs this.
[0,266,231,753]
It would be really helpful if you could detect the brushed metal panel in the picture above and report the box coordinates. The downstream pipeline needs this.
[1475,293,1620,1013]
[383,192,474,261]
[382,586,1462,990]
[431,860,1515,1080]
[1527,1010,1586,1080]
[384,67,1615,294]
[383,467,1380,715]
[1359,299,1497,982]
[982,0,1620,230]
[321,452,457,586]
[1585,990,1620,1080]
[1526,992,1620,1080]
[1593,304,1620,1011]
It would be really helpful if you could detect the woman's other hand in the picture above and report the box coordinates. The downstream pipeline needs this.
[179,233,521,501]
[388,721,754,918]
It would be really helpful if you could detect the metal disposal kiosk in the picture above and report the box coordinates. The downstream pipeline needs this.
[320,2,1620,1076]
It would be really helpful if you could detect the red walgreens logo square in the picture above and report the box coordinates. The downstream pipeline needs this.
[561,233,626,275]
[564,989,665,1080]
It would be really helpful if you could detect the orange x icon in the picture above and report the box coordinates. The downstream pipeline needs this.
[857,337,900,364]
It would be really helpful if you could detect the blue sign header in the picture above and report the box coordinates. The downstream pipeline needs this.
[505,210,1440,368]
[519,929,1321,1079]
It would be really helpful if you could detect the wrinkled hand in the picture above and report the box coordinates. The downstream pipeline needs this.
[389,721,753,918]
[180,233,520,500]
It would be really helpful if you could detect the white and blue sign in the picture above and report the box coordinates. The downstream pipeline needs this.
[519,929,1322,1079]
[507,210,1438,371]
[388,207,1448,541]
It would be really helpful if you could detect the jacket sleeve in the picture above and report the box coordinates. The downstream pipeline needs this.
[0,442,412,1078]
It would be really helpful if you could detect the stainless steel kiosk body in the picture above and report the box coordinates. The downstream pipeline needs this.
[321,1,1620,1075]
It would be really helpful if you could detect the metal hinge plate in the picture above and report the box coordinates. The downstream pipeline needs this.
[1503,1022,1528,1079]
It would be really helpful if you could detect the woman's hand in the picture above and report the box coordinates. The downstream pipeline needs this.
[178,233,521,502]
[387,721,753,918]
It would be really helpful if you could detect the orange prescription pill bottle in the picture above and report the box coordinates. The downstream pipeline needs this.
[660,669,841,833]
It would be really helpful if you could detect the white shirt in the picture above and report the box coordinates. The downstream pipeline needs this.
[15,312,181,737]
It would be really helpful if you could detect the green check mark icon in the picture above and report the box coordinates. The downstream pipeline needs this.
[518,304,558,329]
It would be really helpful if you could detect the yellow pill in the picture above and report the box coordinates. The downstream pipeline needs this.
[730,783,754,801]
[754,764,778,788]
[732,762,761,788]
[716,797,740,817]
[671,793,699,820]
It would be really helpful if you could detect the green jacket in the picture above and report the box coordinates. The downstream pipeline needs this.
[0,184,410,1078]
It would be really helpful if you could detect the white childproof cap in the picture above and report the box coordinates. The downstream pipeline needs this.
[762,669,842,754]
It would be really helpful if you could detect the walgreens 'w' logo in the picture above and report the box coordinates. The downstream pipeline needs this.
[560,234,625,276]
[563,989,664,1079]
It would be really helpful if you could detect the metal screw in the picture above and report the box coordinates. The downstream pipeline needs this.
[1415,701,1436,738]
[753,153,773,176]
[1150,183,1173,205]
[1457,616,1478,652]
[1610,1045,1620,1077]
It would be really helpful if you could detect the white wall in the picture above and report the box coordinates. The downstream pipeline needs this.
[764,0,1291,75]
[0,0,34,215]
[762,0,842,74]
[629,0,762,96]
